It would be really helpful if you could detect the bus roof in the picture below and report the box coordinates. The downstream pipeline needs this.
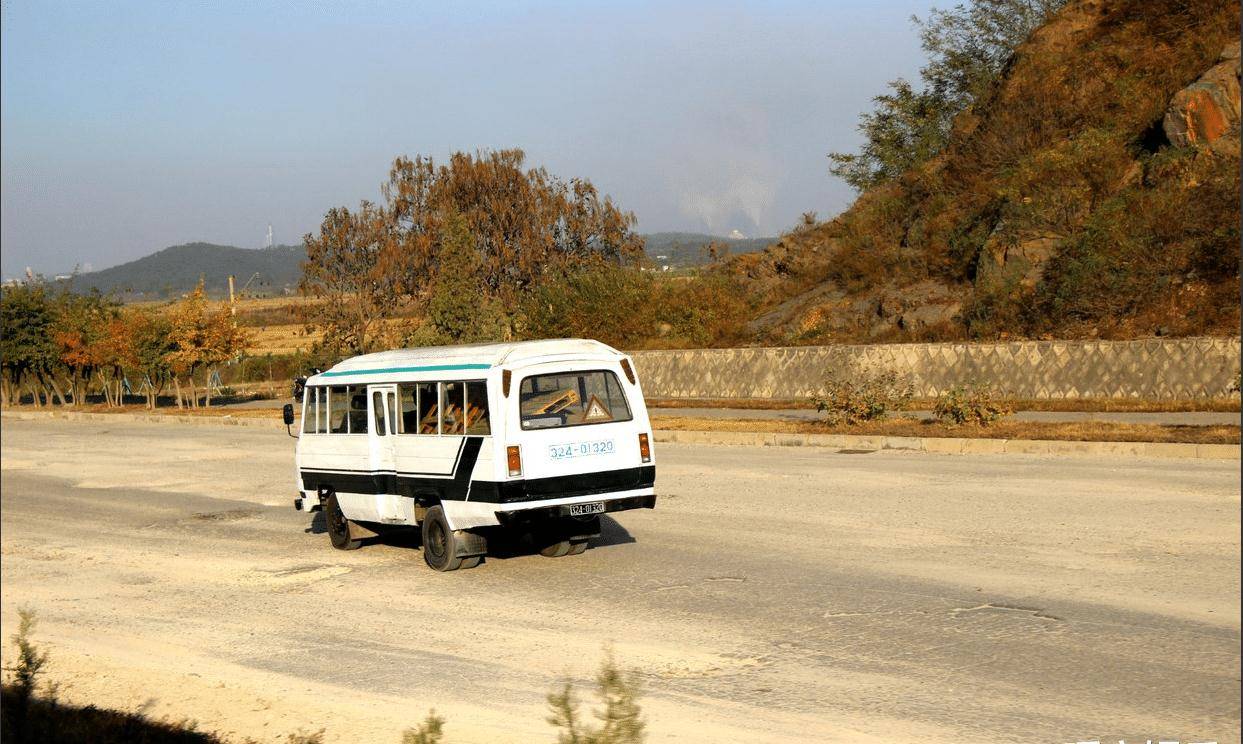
[310,339,624,382]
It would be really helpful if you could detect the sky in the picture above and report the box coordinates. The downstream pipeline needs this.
[1,0,936,276]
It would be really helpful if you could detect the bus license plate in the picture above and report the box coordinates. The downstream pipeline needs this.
[549,439,614,460]
[569,502,605,516]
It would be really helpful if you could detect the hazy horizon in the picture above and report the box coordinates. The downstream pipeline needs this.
[2,1,936,277]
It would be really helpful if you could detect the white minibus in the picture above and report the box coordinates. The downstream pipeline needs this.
[289,339,656,571]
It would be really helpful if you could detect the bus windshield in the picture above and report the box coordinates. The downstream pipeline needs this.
[519,370,632,430]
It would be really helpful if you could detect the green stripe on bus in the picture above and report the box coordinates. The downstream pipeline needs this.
[320,363,492,378]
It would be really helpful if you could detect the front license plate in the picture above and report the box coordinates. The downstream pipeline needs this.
[568,502,605,516]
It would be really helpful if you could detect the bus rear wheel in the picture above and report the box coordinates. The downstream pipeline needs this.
[539,539,572,558]
[422,506,465,572]
[325,493,362,551]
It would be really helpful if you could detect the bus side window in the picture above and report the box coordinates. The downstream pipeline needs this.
[398,384,418,434]
[417,382,439,434]
[348,386,368,433]
[316,387,328,433]
[302,387,317,434]
[329,386,349,433]
[372,390,386,436]
[465,381,490,435]
[441,382,464,435]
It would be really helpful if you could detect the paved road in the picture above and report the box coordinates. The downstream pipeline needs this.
[651,407,1242,426]
[1,417,1239,743]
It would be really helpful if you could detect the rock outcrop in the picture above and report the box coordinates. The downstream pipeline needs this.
[1163,42,1241,155]
[727,0,1240,345]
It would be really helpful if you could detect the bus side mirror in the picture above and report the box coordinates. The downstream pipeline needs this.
[283,403,295,426]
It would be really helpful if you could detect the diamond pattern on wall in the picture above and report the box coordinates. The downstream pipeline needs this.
[630,338,1242,400]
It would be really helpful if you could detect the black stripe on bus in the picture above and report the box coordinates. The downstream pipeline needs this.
[301,463,656,506]
[301,436,483,501]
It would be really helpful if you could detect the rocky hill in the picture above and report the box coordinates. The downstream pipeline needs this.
[71,243,307,299]
[729,0,1240,344]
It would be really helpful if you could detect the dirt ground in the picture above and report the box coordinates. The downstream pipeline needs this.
[649,414,1242,444]
[1,416,1239,743]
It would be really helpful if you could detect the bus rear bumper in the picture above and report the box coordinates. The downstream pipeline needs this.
[494,494,656,527]
[441,487,655,530]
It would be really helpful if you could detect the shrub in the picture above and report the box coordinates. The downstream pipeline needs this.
[650,273,751,348]
[401,711,446,744]
[547,652,645,744]
[933,382,1012,426]
[811,369,914,425]
[1,608,57,743]
[521,263,656,348]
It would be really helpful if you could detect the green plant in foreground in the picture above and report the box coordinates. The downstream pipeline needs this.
[402,710,446,744]
[933,382,1013,427]
[2,607,52,740]
[547,653,645,744]
[811,369,914,425]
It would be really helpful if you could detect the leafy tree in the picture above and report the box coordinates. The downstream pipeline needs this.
[917,0,1065,114]
[385,149,642,302]
[302,149,642,352]
[417,212,510,345]
[0,281,62,407]
[829,80,951,191]
[165,282,249,408]
[51,289,119,406]
[94,314,136,407]
[830,0,1066,191]
[124,308,176,409]
[301,201,411,355]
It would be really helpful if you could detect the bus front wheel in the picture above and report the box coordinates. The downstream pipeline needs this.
[325,493,362,551]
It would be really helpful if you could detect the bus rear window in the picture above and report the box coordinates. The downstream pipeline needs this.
[519,371,631,430]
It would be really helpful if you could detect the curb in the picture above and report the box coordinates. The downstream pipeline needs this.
[650,428,1239,460]
[3,410,1238,460]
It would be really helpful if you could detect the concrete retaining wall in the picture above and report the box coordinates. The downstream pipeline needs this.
[629,337,1242,400]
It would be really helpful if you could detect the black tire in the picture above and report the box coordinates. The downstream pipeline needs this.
[567,539,588,556]
[459,556,483,570]
[325,493,362,551]
[540,539,572,558]
[421,506,464,572]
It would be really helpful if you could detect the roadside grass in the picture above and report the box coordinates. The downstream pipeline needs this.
[647,397,1242,413]
[649,415,1241,444]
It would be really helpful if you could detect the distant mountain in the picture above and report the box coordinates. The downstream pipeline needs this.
[642,232,774,268]
[71,243,306,299]
[68,232,775,299]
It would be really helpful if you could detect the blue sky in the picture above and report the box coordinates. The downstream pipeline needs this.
[1,1,935,276]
